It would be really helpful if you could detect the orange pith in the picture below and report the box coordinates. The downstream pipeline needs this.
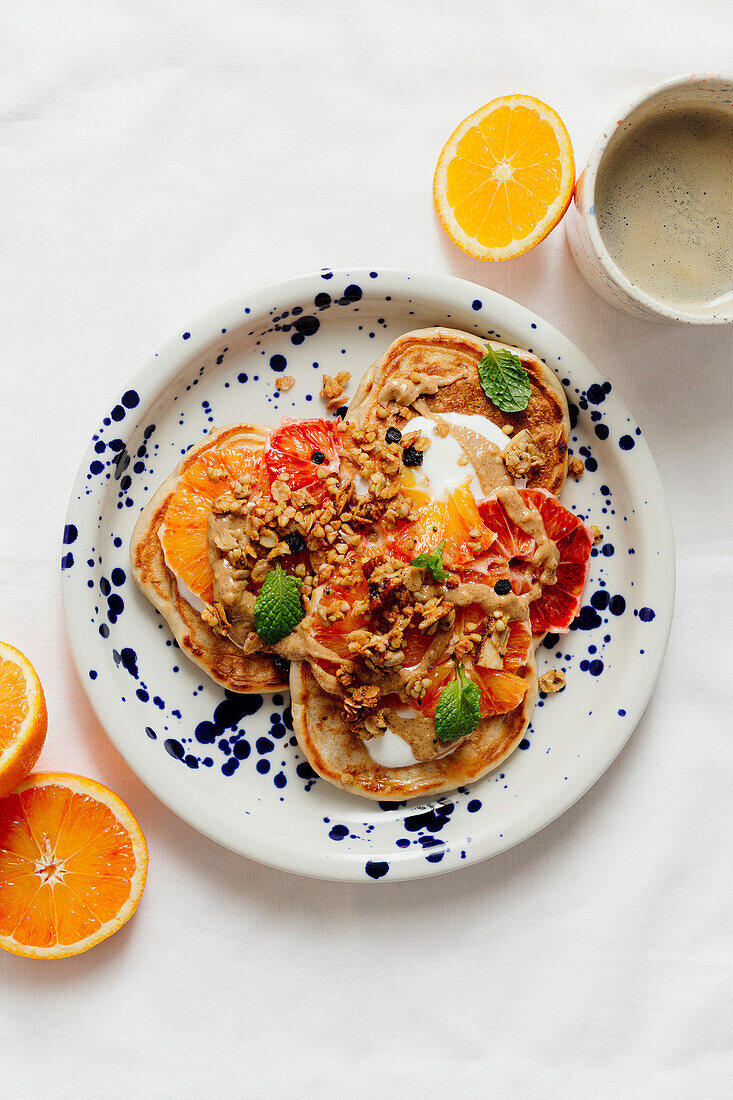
[0,773,148,960]
[160,443,266,605]
[433,95,575,262]
[0,642,47,801]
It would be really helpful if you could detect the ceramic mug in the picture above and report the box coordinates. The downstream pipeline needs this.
[566,73,733,324]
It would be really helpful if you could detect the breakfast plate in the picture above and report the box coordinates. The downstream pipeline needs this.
[61,268,674,881]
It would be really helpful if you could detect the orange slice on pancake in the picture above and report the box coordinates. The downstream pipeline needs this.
[478,488,592,633]
[388,481,495,568]
[160,444,267,606]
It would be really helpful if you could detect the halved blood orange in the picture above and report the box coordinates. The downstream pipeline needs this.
[0,642,47,801]
[160,443,267,607]
[264,417,342,498]
[478,488,592,633]
[0,773,148,960]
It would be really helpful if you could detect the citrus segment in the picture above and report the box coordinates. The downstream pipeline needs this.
[0,642,47,801]
[434,95,575,261]
[160,484,216,604]
[0,773,148,959]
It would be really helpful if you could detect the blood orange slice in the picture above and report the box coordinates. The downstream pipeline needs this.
[419,658,528,719]
[471,665,529,717]
[264,418,342,498]
[477,488,592,633]
[417,661,455,716]
[501,619,533,672]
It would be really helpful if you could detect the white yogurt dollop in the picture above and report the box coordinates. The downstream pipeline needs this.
[364,727,419,768]
[403,413,518,500]
[404,416,483,500]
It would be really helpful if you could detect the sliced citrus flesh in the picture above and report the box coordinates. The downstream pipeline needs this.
[387,481,495,567]
[478,488,592,633]
[0,642,47,801]
[433,94,575,261]
[472,665,529,717]
[419,655,528,720]
[0,773,148,959]
[263,417,343,498]
[160,443,266,605]
[312,581,437,672]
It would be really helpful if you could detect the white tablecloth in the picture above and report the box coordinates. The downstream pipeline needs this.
[2,2,732,1096]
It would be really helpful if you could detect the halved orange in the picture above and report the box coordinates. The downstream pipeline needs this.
[0,642,47,801]
[0,773,148,959]
[433,94,574,261]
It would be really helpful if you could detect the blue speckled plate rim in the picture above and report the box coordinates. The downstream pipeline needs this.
[61,267,675,882]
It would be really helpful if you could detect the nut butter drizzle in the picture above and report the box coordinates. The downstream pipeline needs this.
[377,373,456,408]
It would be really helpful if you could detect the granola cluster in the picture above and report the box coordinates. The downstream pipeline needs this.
[320,371,351,411]
[538,669,566,694]
[503,429,543,479]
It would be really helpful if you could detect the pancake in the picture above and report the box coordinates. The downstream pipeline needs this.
[289,655,538,801]
[129,424,286,694]
[347,327,570,495]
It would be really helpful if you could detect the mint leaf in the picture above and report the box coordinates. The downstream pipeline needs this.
[434,664,481,742]
[411,539,448,582]
[477,345,531,413]
[253,563,304,645]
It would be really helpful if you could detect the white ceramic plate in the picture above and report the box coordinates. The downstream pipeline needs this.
[62,268,674,882]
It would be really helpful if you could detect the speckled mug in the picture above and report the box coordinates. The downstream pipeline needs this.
[566,73,733,324]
